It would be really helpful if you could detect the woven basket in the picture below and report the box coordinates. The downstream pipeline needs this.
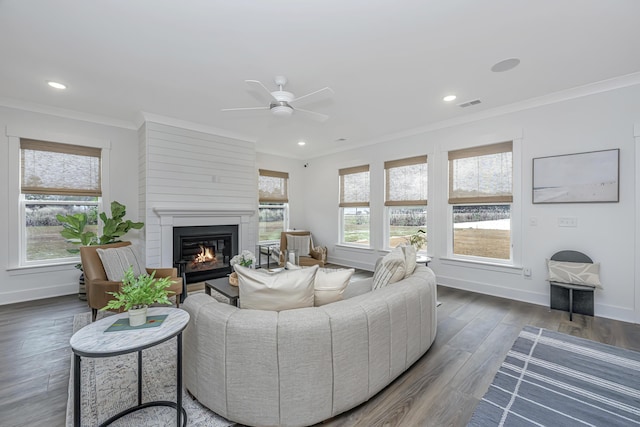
[229,271,239,286]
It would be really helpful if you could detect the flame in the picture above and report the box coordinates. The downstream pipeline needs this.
[194,245,216,263]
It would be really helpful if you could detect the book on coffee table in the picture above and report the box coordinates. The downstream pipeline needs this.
[105,314,168,332]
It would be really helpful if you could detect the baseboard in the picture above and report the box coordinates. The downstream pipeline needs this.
[0,283,78,306]
[326,256,374,272]
[437,274,637,324]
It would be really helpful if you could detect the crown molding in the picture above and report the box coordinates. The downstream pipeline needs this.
[0,96,137,130]
[138,111,256,144]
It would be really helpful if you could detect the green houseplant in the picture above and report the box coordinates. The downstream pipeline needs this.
[408,229,427,251]
[101,266,174,326]
[56,201,144,300]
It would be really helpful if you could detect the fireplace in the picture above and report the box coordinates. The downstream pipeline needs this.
[173,225,238,284]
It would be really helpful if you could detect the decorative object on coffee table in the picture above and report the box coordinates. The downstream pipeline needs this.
[101,266,175,326]
[229,250,255,287]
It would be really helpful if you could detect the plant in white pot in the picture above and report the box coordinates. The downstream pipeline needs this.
[101,267,174,326]
[228,250,256,286]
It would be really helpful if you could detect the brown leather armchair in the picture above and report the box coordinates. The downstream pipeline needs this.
[278,231,327,267]
[80,241,183,321]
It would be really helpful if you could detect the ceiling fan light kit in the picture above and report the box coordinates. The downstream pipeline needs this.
[222,76,333,122]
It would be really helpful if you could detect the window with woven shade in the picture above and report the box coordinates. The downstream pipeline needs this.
[19,139,102,264]
[448,141,512,261]
[339,165,370,246]
[258,169,289,242]
[384,155,428,249]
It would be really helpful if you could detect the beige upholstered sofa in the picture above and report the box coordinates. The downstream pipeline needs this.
[182,265,437,427]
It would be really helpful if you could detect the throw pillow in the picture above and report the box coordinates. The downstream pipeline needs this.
[285,263,353,306]
[97,245,146,282]
[235,264,318,311]
[401,244,417,278]
[372,247,406,290]
[547,259,602,288]
[286,234,311,257]
[314,268,354,306]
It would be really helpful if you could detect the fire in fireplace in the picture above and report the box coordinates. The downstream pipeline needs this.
[173,225,238,284]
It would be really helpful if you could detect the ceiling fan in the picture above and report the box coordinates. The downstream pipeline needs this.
[222,76,334,122]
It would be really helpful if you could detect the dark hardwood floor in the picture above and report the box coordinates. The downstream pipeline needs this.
[2,284,639,427]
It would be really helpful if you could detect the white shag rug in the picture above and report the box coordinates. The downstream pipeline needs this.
[65,312,234,427]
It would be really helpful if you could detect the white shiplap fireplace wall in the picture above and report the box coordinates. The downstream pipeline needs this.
[138,118,258,268]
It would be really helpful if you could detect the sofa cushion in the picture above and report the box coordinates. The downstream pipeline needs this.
[285,263,354,306]
[96,245,146,282]
[286,234,311,257]
[236,264,318,311]
[400,245,417,278]
[547,259,602,288]
[314,268,355,306]
[372,247,406,290]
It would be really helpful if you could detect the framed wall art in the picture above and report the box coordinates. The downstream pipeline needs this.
[532,148,619,204]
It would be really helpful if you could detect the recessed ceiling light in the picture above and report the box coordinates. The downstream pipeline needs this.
[335,138,347,142]
[443,95,457,102]
[491,58,521,73]
[47,81,67,90]
[297,141,306,146]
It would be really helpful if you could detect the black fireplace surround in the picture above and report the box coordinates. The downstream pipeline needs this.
[173,225,238,284]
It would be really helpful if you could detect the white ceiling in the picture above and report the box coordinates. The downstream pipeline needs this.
[1,0,640,159]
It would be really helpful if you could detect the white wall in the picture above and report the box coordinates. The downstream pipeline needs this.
[0,106,140,304]
[301,85,640,323]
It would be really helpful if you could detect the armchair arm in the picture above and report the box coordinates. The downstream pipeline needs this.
[310,246,327,262]
[145,267,178,278]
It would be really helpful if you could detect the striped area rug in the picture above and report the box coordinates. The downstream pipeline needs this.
[468,325,640,426]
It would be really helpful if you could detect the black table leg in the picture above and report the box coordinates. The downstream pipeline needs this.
[137,350,142,405]
[177,332,183,427]
[74,354,81,427]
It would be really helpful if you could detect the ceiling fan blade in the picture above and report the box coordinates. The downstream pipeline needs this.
[294,108,329,122]
[221,106,269,112]
[245,80,277,101]
[290,87,334,107]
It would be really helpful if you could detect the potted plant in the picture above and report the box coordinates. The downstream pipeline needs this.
[229,250,256,286]
[408,229,427,251]
[56,201,144,300]
[101,266,174,326]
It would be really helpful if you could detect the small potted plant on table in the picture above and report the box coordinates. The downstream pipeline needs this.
[229,250,256,286]
[101,267,174,326]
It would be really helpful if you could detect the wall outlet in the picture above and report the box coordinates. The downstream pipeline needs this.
[523,267,532,278]
[529,217,538,226]
[558,217,578,227]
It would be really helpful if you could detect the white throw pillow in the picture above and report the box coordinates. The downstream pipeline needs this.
[372,247,406,290]
[286,234,311,257]
[285,263,353,306]
[314,268,355,306]
[235,264,318,311]
[401,245,417,278]
[97,245,146,282]
[547,259,602,288]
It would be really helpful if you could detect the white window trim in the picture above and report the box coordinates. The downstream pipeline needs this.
[339,206,371,248]
[258,202,289,244]
[443,135,522,268]
[6,126,111,270]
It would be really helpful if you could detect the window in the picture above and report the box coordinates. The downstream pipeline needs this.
[258,169,289,242]
[448,141,512,261]
[339,165,370,246]
[385,156,428,250]
[20,139,102,265]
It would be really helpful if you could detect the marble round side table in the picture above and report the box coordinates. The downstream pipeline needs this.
[70,307,190,427]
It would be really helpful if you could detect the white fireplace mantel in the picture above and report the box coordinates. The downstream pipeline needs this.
[153,207,255,266]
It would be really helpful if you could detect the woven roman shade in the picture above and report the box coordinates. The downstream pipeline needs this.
[339,165,370,207]
[384,155,427,206]
[448,141,512,204]
[20,139,102,196]
[259,169,289,203]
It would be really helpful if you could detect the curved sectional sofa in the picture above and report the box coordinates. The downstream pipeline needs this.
[182,265,437,427]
